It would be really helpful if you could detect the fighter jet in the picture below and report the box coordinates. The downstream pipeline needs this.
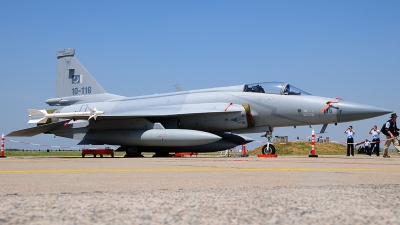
[7,49,391,157]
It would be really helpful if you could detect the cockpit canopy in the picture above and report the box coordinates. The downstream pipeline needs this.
[244,82,311,95]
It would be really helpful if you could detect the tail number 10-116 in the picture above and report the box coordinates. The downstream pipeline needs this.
[72,87,92,95]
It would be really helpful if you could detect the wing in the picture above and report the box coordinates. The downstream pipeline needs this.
[9,103,248,137]
[29,102,245,121]
[97,102,244,120]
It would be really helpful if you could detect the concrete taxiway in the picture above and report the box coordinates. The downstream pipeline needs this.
[1,155,400,224]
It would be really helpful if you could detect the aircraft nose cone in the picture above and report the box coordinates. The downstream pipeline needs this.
[337,101,392,123]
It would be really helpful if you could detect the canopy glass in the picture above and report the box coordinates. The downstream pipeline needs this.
[244,82,311,95]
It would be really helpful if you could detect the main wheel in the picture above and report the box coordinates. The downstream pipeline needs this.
[126,146,142,157]
[262,144,276,154]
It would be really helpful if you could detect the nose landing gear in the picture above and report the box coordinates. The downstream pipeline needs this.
[261,131,276,155]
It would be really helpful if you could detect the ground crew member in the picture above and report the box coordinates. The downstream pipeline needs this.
[344,126,355,156]
[383,113,400,158]
[364,139,371,156]
[369,125,380,156]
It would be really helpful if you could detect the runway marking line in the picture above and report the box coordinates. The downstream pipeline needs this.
[1,167,400,173]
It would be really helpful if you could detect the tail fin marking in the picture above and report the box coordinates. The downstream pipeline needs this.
[56,49,106,98]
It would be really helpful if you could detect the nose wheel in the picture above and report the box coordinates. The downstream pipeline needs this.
[261,130,276,154]
[262,144,276,154]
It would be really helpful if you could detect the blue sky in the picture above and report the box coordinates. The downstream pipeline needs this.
[1,0,399,151]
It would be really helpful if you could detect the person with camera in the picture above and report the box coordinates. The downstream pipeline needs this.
[344,126,355,156]
[369,125,381,156]
[382,113,400,158]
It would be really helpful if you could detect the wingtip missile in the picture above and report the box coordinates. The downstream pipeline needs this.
[27,108,105,124]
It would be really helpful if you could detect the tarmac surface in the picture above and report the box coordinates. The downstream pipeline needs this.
[1,154,400,224]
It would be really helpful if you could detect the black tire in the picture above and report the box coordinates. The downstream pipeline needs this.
[126,146,142,157]
[262,144,276,154]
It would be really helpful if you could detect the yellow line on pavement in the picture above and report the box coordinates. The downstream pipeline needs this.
[1,167,400,173]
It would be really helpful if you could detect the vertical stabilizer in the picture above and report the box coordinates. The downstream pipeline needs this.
[56,49,106,98]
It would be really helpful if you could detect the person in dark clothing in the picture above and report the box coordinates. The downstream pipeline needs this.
[344,126,355,156]
[383,113,400,158]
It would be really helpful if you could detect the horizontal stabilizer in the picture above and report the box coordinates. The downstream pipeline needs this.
[7,121,66,137]
[77,139,102,145]
[28,109,48,124]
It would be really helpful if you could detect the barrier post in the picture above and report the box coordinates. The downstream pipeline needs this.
[1,133,5,158]
[241,144,248,157]
[309,129,318,157]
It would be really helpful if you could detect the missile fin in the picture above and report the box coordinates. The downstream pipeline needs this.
[28,109,48,124]
[153,123,165,129]
[88,107,103,121]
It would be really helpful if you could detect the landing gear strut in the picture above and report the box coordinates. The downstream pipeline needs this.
[261,131,276,155]
[125,146,142,157]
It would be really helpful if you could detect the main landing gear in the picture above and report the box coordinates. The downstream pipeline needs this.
[118,146,142,157]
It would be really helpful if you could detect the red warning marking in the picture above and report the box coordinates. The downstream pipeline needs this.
[224,103,233,111]
[258,154,278,158]
[174,152,198,157]
[82,148,114,158]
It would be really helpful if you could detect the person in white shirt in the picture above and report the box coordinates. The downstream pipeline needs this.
[344,126,355,156]
[364,139,371,156]
[369,125,380,156]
